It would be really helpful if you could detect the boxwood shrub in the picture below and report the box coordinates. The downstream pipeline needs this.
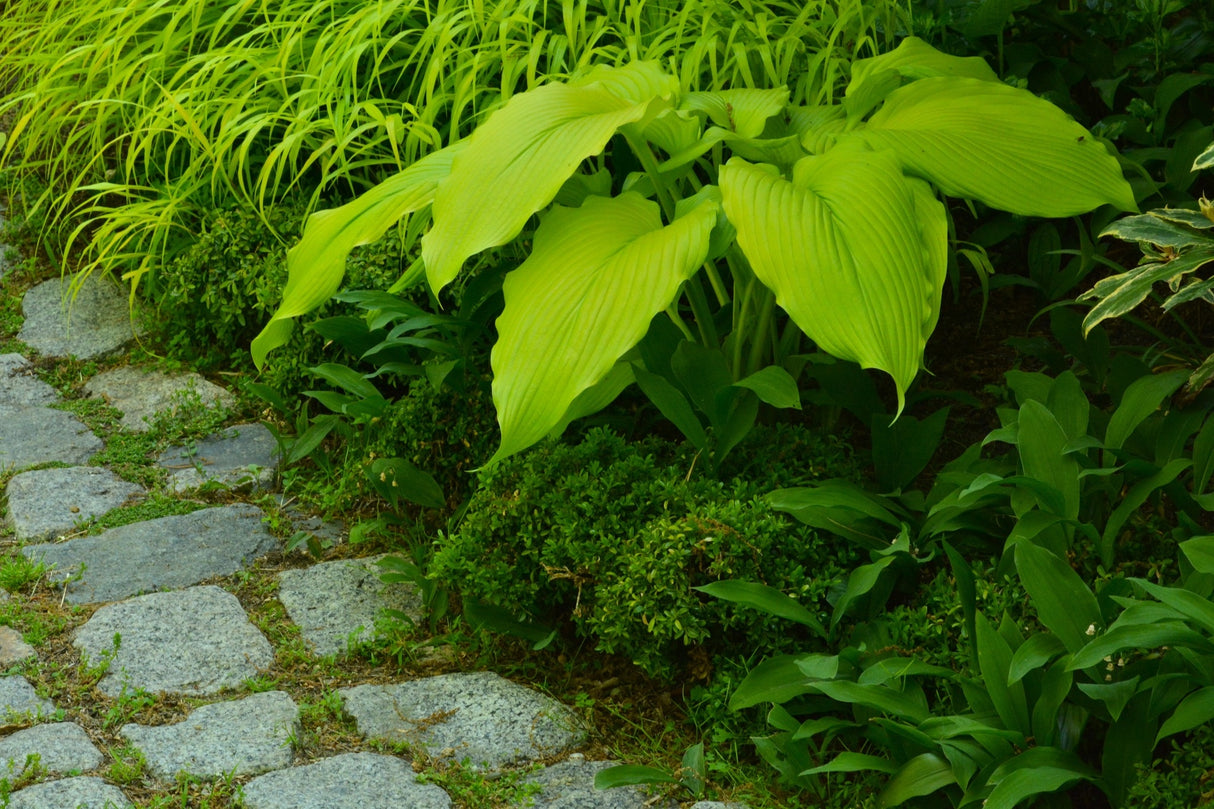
[431,425,861,678]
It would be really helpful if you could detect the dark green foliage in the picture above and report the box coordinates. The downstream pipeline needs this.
[367,374,499,508]
[154,198,415,393]
[1126,722,1214,808]
[155,199,309,367]
[431,427,861,678]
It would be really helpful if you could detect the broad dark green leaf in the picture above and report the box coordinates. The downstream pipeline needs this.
[593,764,680,790]
[633,364,708,449]
[694,580,826,637]
[810,680,930,723]
[871,406,950,491]
[1103,694,1154,805]
[1181,536,1214,575]
[672,341,735,425]
[857,658,956,686]
[803,752,898,776]
[1008,632,1067,685]
[306,363,382,401]
[1104,369,1189,451]
[1014,540,1102,653]
[732,365,802,410]
[1031,662,1074,747]
[462,598,556,649]
[285,414,340,465]
[832,555,898,626]
[769,483,903,526]
[730,654,834,710]
[1133,578,1214,635]
[367,457,445,510]
[1046,371,1090,442]
[878,753,957,807]
[1016,400,1081,519]
[1069,621,1214,669]
[1193,416,1214,495]
[1156,685,1214,745]
[1076,677,1141,721]
[976,612,1030,734]
[983,749,1096,809]
[1100,458,1191,565]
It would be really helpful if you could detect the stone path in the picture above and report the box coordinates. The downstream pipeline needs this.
[0,268,750,807]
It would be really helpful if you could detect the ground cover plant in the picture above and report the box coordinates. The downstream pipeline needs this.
[4,0,1214,807]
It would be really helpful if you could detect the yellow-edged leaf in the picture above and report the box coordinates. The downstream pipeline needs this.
[489,192,716,463]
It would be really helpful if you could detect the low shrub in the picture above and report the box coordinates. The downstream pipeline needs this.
[154,198,415,393]
[1127,722,1214,808]
[430,426,861,678]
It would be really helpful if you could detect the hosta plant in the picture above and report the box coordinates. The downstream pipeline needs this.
[253,37,1136,464]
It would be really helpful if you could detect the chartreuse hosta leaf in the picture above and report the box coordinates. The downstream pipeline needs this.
[250,146,459,369]
[845,36,998,121]
[422,62,678,293]
[683,88,791,138]
[851,77,1137,217]
[489,192,716,463]
[719,145,947,413]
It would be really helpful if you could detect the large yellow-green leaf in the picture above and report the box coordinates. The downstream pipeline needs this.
[489,193,717,463]
[682,88,791,138]
[850,35,998,89]
[719,149,946,413]
[846,36,998,121]
[250,146,459,369]
[422,62,678,294]
[852,77,1137,217]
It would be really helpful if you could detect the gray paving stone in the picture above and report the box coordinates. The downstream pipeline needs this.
[157,422,279,493]
[7,776,132,809]
[283,505,347,552]
[121,691,298,781]
[22,504,279,604]
[0,405,102,471]
[688,803,752,809]
[0,214,14,282]
[18,275,138,360]
[241,752,450,809]
[277,555,423,656]
[340,672,586,772]
[515,757,675,808]
[5,466,144,541]
[73,585,274,697]
[0,355,58,407]
[0,629,36,668]
[0,677,54,720]
[83,366,234,433]
[0,723,102,776]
